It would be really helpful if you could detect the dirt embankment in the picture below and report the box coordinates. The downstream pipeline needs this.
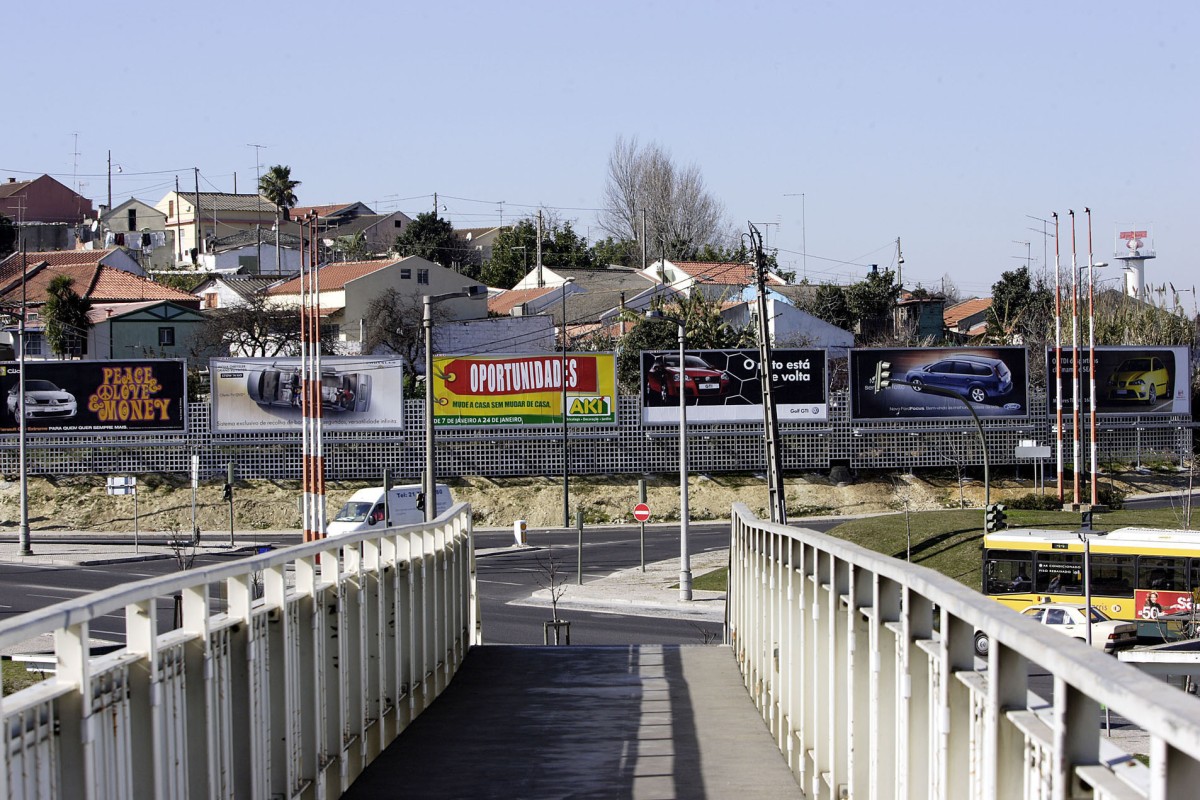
[0,470,1188,533]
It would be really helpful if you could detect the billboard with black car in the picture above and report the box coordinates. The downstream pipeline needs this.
[850,347,1030,421]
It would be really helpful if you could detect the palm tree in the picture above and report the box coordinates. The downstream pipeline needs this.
[43,275,92,358]
[258,165,300,275]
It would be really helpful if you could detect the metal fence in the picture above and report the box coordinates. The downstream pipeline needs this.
[727,504,1200,799]
[0,393,1189,481]
[0,504,479,799]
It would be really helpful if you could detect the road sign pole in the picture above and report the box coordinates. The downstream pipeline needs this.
[133,484,139,554]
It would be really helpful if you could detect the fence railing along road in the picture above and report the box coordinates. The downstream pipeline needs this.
[728,504,1200,799]
[0,504,478,799]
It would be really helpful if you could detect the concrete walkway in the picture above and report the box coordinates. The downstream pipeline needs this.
[342,644,801,800]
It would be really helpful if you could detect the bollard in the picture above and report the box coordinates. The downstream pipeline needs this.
[576,507,584,585]
[513,519,527,546]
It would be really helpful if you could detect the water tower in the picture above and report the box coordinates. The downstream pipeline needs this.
[1113,224,1155,299]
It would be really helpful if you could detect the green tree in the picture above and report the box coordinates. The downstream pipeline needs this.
[0,214,15,257]
[43,275,92,358]
[393,212,470,272]
[845,269,899,341]
[803,283,854,331]
[591,236,639,267]
[258,165,300,275]
[615,291,746,394]
[482,217,593,289]
[987,266,1052,343]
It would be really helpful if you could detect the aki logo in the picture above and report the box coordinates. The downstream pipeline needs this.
[567,396,611,418]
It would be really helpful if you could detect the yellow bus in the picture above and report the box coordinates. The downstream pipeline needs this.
[982,527,1200,623]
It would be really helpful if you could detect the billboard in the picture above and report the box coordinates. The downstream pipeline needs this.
[432,353,618,428]
[0,360,187,434]
[1045,346,1190,415]
[211,357,406,432]
[850,347,1030,421]
[640,348,827,424]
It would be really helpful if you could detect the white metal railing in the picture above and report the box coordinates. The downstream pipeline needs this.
[727,503,1200,800]
[0,503,479,800]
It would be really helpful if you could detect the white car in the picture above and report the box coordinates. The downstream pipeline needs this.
[7,380,78,420]
[974,603,1138,657]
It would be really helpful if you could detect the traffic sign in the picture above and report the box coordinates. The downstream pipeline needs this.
[633,502,650,522]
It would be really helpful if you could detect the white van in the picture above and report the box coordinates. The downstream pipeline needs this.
[327,483,452,536]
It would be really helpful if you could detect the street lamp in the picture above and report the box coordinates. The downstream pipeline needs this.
[645,308,691,601]
[424,284,486,522]
[560,277,575,528]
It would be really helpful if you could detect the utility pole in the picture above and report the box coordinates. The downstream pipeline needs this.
[193,167,201,265]
[536,210,544,288]
[896,237,904,292]
[641,208,647,271]
[107,150,112,211]
[750,222,787,524]
[174,176,183,264]
[433,192,438,217]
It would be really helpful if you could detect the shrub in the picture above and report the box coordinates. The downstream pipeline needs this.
[1007,493,1061,511]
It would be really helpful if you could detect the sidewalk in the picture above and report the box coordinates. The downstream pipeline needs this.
[0,532,296,567]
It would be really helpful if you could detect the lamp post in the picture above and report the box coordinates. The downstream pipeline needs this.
[424,285,486,522]
[646,309,691,601]
[560,277,575,528]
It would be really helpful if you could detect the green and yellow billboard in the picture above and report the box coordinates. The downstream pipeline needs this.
[432,353,617,427]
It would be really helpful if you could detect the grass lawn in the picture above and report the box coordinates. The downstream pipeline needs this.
[689,506,1193,593]
[2,659,50,695]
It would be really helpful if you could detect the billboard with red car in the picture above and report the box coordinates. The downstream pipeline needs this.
[640,348,827,424]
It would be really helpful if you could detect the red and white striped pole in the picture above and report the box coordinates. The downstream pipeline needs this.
[301,213,327,541]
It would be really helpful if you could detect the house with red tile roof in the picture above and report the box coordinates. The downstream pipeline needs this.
[86,300,209,361]
[0,258,199,358]
[943,297,993,341]
[0,247,145,279]
[266,256,486,351]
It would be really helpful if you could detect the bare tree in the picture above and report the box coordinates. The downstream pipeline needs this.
[190,293,336,358]
[362,288,455,369]
[600,136,729,260]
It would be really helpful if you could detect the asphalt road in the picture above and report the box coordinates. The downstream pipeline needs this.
[0,517,845,649]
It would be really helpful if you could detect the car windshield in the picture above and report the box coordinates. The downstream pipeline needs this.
[1118,359,1152,372]
[334,501,373,522]
[25,381,60,392]
[1087,607,1112,623]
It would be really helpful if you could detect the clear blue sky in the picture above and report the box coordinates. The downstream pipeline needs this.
[7,1,1197,304]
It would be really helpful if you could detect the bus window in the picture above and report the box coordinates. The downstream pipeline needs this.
[1034,552,1082,594]
[984,550,1033,595]
[1138,556,1185,591]
[1089,554,1135,597]
[1191,559,1200,593]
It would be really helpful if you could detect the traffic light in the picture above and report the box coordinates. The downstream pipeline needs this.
[985,503,1008,532]
[222,483,233,502]
[1081,509,1093,530]
[872,360,892,393]
[415,491,425,512]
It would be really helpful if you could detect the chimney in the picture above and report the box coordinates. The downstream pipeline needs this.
[6,178,15,183]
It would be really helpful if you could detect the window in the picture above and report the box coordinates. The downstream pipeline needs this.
[984,549,1032,595]
[1034,551,1082,594]
[1089,554,1135,597]
[394,220,404,228]
[400,268,411,279]
[1138,556,1185,592]
[127,209,137,231]
[24,332,44,356]
[168,200,174,218]
[158,327,175,347]
[1043,608,1068,626]
[417,269,429,285]
[203,292,218,309]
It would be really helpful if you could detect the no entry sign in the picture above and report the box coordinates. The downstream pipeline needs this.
[633,503,651,522]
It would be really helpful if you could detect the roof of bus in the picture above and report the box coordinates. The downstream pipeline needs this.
[985,527,1200,553]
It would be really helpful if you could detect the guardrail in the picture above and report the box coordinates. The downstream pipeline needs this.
[0,504,479,799]
[727,503,1200,799]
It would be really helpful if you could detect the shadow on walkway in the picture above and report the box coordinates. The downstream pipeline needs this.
[343,644,799,799]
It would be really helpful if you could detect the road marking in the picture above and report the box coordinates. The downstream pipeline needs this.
[478,579,523,586]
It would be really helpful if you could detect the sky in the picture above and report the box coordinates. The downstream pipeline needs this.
[6,1,1198,307]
